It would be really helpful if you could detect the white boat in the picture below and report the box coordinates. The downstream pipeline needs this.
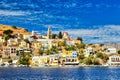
[63,61,79,65]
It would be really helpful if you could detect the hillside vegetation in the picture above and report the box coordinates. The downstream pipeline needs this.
[0,24,31,35]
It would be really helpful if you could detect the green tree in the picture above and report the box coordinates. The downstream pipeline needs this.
[92,58,99,65]
[8,59,12,63]
[96,52,109,62]
[50,46,58,54]
[65,45,76,51]
[103,53,109,62]
[46,49,50,55]
[3,30,13,41]
[58,41,66,47]
[0,55,2,58]
[58,31,63,39]
[52,34,57,39]
[77,37,83,42]
[96,52,104,59]
[83,55,100,65]
[118,50,120,54]
[100,44,104,47]
[76,43,86,49]
[19,54,30,65]
[3,29,13,35]
[78,53,85,60]
[12,26,17,29]
[78,53,85,63]
[24,29,28,32]
[24,39,30,43]
[5,35,12,41]
[39,49,44,56]
[84,57,92,65]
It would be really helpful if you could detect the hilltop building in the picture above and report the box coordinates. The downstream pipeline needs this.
[63,32,68,39]
[47,26,52,39]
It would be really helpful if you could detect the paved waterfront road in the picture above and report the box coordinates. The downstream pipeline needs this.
[0,67,119,80]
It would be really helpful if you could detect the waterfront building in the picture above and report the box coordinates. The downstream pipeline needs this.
[107,54,120,66]
[12,59,18,65]
[60,51,79,65]
[61,51,77,57]
[31,56,41,66]
[48,54,59,66]
[31,56,48,66]
[32,54,59,66]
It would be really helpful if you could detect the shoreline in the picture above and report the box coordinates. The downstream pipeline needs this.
[0,65,120,68]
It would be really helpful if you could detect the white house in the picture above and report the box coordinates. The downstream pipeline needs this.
[32,30,40,37]
[0,36,3,43]
[23,35,31,40]
[32,56,41,66]
[37,39,52,50]
[32,56,48,66]
[84,47,94,57]
[106,48,117,54]
[48,54,58,66]
[7,38,18,46]
[107,54,120,66]
[3,47,17,58]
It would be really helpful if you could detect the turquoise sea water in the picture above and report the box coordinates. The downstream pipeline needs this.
[0,67,120,80]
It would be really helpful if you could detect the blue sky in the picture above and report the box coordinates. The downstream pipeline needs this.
[0,0,120,44]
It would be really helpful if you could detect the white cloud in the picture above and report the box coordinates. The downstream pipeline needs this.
[56,25,120,44]
[0,10,29,16]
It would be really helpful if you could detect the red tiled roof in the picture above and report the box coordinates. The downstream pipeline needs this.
[0,34,2,36]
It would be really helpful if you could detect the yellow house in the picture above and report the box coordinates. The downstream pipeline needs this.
[19,40,30,49]
[62,51,73,57]
[60,51,79,65]
[19,40,27,48]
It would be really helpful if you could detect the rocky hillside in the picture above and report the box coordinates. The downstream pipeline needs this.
[0,24,31,35]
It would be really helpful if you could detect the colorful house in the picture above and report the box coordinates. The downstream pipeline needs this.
[61,51,77,58]
[60,51,79,65]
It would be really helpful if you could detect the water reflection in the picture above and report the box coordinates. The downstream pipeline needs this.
[0,67,120,80]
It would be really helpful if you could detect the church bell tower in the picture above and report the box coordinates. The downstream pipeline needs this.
[47,26,51,39]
